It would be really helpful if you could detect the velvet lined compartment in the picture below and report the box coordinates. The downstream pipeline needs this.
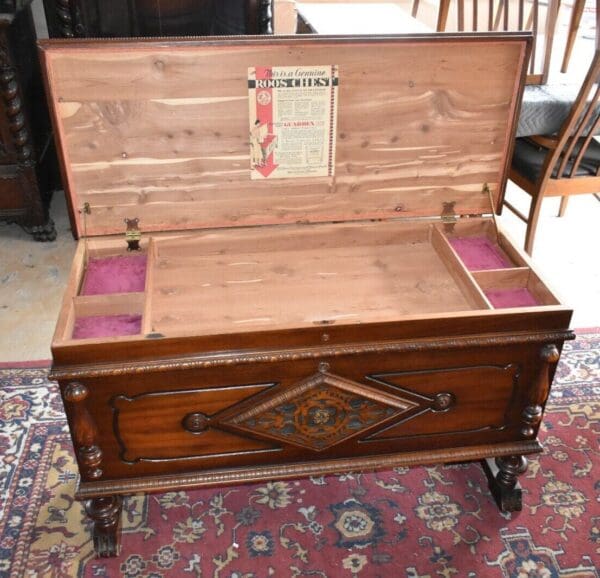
[72,314,142,339]
[448,237,512,271]
[80,255,147,295]
[485,288,539,309]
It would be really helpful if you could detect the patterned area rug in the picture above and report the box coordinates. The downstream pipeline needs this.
[1,332,599,578]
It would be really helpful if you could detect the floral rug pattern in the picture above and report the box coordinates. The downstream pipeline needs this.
[0,331,599,577]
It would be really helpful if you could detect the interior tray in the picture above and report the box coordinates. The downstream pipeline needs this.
[146,221,476,337]
[80,254,147,295]
[448,236,513,271]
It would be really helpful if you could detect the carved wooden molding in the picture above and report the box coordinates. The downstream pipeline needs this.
[75,440,543,499]
[54,0,75,37]
[51,330,575,380]
[63,382,103,479]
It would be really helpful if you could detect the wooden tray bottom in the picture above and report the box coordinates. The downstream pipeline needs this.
[148,221,474,336]
[61,220,561,343]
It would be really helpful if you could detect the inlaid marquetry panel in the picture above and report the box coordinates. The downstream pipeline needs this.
[223,371,418,450]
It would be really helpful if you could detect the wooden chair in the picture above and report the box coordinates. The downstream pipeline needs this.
[560,0,586,73]
[412,0,559,84]
[502,48,600,254]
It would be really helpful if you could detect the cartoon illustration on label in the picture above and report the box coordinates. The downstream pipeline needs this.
[248,65,338,180]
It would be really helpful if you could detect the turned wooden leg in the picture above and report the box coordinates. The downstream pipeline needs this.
[482,455,528,512]
[85,496,123,557]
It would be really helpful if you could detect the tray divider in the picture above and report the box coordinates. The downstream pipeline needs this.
[472,268,531,290]
[430,226,492,310]
[73,292,146,318]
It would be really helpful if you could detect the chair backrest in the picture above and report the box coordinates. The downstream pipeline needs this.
[542,48,600,182]
[414,0,558,84]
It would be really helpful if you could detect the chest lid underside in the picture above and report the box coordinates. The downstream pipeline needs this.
[39,34,529,238]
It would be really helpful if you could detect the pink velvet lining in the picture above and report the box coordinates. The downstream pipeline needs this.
[80,255,147,295]
[485,288,539,309]
[449,237,512,271]
[73,315,142,339]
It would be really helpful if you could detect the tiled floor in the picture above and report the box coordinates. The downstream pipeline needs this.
[1,1,599,362]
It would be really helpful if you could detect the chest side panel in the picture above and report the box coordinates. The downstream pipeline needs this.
[40,35,528,237]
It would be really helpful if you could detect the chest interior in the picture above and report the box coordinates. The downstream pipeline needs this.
[40,34,563,345]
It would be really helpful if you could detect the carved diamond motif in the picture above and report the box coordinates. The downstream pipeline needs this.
[223,372,419,451]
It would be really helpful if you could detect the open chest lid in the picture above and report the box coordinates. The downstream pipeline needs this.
[39,33,530,238]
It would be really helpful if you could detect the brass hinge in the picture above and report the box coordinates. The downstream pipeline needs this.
[80,202,91,265]
[124,218,141,251]
[441,201,458,232]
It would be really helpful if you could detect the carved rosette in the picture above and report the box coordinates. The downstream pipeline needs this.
[0,44,32,164]
[63,382,103,480]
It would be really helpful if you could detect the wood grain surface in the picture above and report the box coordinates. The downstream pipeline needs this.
[40,35,528,237]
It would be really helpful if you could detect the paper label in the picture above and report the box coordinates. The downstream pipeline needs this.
[248,65,338,179]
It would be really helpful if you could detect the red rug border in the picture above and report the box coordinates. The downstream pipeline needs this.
[0,327,597,370]
[0,359,51,369]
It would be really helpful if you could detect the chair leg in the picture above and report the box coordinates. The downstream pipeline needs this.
[558,196,569,217]
[561,0,585,73]
[437,0,451,31]
[524,188,545,255]
[412,0,420,18]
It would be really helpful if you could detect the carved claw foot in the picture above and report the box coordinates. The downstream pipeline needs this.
[482,455,527,512]
[85,496,123,557]
[23,218,57,242]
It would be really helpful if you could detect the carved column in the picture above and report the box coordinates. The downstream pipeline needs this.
[0,33,56,240]
[258,0,273,34]
[520,344,560,438]
[63,382,103,480]
[54,0,74,37]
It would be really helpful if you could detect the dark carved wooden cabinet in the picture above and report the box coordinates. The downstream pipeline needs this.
[43,0,274,37]
[0,3,57,240]
[42,34,574,557]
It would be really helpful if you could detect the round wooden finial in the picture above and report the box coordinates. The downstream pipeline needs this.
[64,382,89,402]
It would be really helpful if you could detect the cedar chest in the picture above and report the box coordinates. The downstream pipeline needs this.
[41,34,574,556]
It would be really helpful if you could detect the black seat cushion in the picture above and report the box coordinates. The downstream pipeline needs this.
[512,137,600,183]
